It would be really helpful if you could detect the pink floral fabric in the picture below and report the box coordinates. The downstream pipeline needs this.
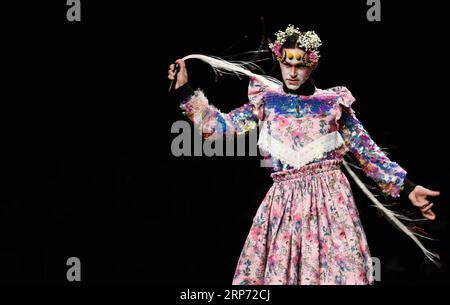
[232,160,374,285]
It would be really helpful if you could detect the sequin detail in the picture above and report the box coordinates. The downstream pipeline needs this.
[179,79,407,197]
[179,90,259,140]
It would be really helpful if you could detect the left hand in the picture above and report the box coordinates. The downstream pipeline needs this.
[408,185,440,220]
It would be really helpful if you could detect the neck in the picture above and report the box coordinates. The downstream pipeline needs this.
[283,77,316,96]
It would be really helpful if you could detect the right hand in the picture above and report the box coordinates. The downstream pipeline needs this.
[168,59,188,90]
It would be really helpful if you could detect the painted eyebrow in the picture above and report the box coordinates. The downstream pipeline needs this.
[284,62,305,67]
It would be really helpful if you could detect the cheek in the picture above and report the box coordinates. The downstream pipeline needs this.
[298,69,311,78]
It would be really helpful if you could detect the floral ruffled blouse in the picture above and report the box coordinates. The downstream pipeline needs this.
[179,78,407,198]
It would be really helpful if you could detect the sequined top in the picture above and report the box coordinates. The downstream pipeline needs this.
[179,78,407,197]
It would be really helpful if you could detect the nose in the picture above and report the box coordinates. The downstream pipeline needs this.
[289,67,297,78]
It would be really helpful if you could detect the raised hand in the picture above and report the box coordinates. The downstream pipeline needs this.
[168,59,188,90]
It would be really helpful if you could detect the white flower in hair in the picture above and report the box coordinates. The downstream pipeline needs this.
[297,31,322,51]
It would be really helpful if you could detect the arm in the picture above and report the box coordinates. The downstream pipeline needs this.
[337,87,440,220]
[178,88,261,140]
[337,87,407,198]
[169,60,263,140]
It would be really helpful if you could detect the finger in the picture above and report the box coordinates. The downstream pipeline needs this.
[420,203,434,212]
[175,59,185,69]
[423,209,436,221]
[426,189,440,197]
[169,64,174,70]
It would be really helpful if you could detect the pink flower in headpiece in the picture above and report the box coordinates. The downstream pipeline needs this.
[308,51,319,63]
[273,43,282,58]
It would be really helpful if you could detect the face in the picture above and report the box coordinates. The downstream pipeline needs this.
[279,48,316,91]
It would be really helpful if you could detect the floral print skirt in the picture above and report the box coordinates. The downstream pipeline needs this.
[232,159,374,285]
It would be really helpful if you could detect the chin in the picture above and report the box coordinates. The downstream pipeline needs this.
[286,85,301,91]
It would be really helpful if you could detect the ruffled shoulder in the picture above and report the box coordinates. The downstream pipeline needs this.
[248,77,272,121]
[248,77,268,109]
[327,86,356,108]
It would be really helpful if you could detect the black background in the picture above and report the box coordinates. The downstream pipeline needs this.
[1,0,449,286]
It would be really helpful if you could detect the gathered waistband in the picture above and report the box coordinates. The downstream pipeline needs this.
[271,159,343,182]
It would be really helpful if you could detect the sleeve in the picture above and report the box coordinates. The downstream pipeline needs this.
[178,78,265,140]
[175,83,196,101]
[400,177,417,197]
[336,86,407,198]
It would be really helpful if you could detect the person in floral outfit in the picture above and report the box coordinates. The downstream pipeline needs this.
[168,25,440,285]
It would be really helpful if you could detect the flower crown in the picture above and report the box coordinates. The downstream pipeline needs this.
[268,25,322,66]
